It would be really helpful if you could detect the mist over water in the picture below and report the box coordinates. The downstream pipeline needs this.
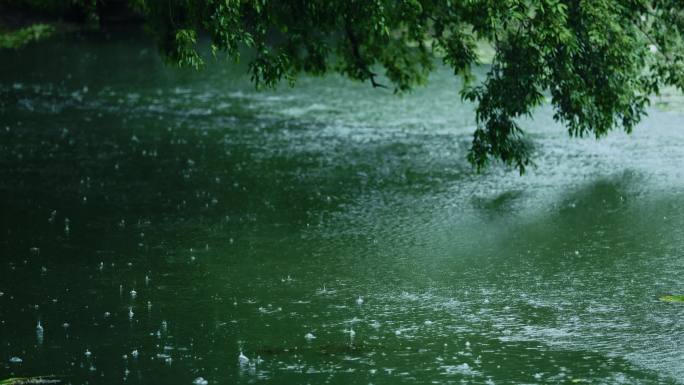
[1,30,683,384]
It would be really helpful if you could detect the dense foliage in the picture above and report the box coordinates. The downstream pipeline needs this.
[0,23,53,49]
[11,1,684,172]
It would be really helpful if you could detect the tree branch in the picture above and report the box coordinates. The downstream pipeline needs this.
[344,20,388,89]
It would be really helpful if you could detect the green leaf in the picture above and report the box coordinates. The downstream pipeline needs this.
[660,295,684,303]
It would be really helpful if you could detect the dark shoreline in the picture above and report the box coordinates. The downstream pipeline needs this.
[0,3,145,50]
[0,2,144,30]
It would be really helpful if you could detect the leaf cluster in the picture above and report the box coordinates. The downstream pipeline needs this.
[0,23,54,49]
[134,0,684,173]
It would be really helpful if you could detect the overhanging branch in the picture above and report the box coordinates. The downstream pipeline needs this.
[344,20,388,89]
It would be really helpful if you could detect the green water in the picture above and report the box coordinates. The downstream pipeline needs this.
[1,30,683,385]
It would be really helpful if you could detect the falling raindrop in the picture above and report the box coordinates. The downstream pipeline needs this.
[36,320,44,345]
[238,351,249,366]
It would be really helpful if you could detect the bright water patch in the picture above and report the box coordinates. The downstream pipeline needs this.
[1,29,683,384]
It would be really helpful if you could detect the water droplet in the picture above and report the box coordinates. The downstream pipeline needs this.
[238,351,249,365]
[36,321,44,345]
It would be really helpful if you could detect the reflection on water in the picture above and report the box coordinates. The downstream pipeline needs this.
[1,29,683,384]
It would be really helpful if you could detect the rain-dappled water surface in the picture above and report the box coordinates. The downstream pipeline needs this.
[1,30,684,385]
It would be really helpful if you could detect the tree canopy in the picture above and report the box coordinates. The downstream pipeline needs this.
[15,1,684,173]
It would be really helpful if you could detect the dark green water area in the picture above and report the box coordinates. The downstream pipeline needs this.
[1,29,683,384]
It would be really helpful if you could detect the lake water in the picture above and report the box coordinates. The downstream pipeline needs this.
[1,29,683,385]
